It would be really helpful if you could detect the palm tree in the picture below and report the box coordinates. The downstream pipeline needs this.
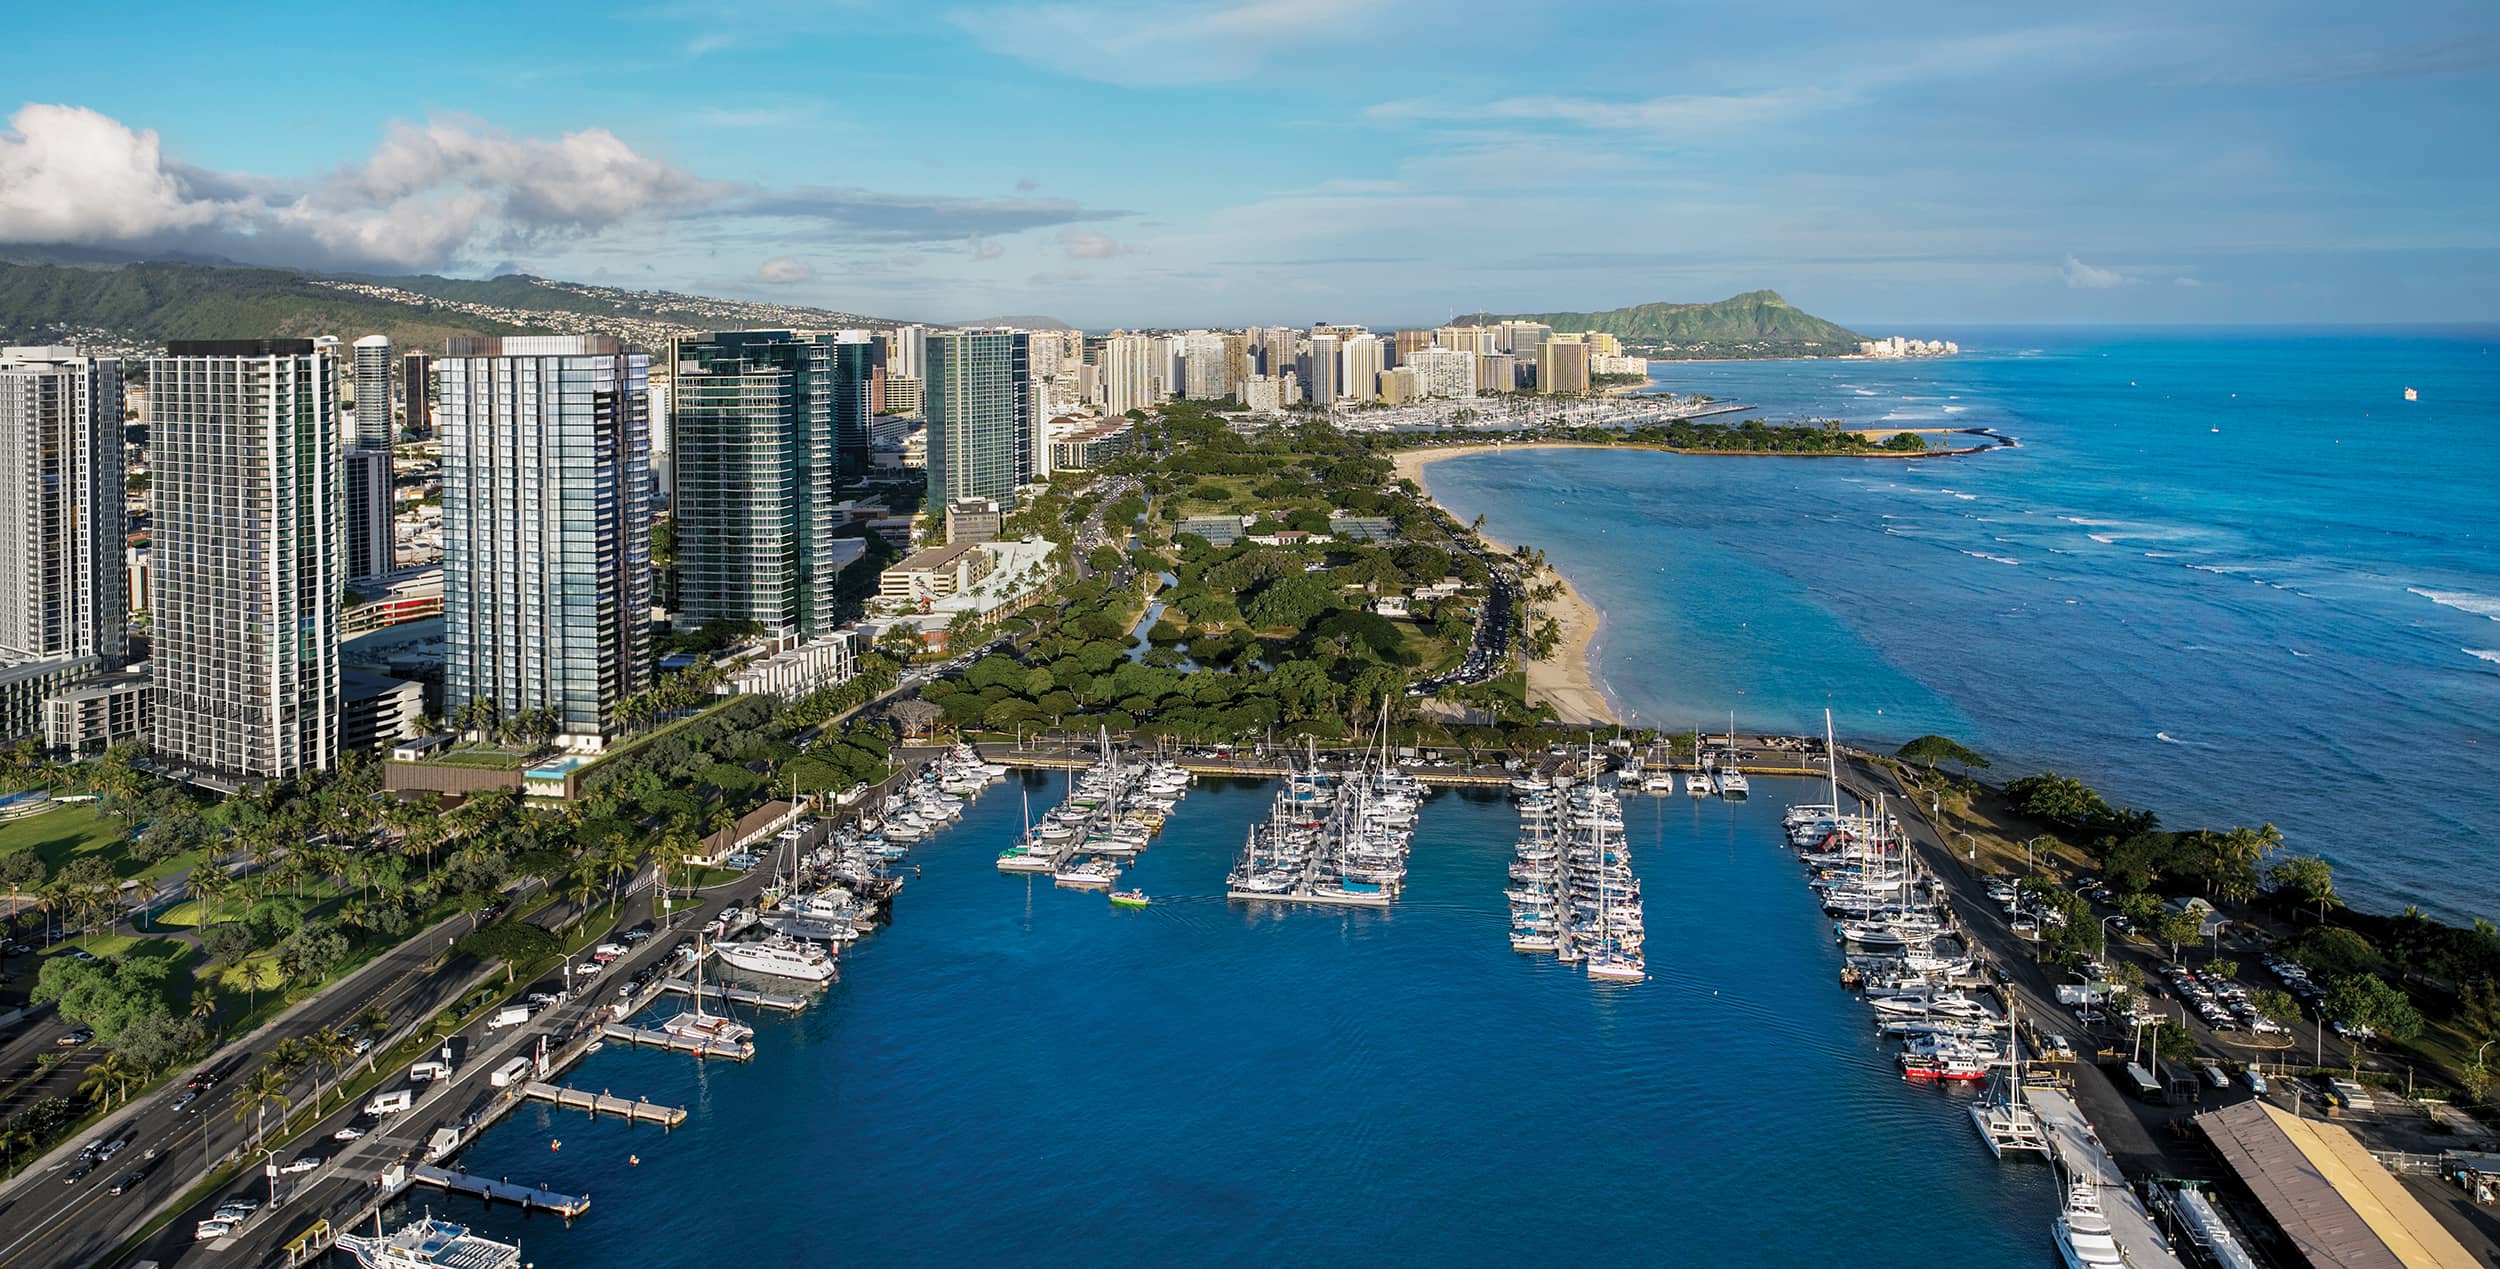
[189,987,222,1040]
[80,1051,137,1108]
[560,863,601,928]
[305,1028,355,1106]
[598,835,638,916]
[235,1066,292,1150]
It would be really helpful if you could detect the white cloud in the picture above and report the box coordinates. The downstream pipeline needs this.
[1370,89,1834,138]
[2173,276,2204,287]
[1059,230,1133,260]
[0,104,242,243]
[946,0,1386,87]
[2060,254,2134,288]
[0,102,1123,276]
[756,255,815,283]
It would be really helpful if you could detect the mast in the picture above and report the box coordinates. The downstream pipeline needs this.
[1824,708,1841,815]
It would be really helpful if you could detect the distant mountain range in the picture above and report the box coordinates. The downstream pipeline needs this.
[1453,290,1864,358]
[947,314,1073,331]
[0,251,901,355]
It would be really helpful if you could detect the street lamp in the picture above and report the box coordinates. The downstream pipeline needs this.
[2100,913,2125,963]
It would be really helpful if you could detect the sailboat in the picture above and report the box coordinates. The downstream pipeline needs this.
[1969,999,2050,1158]
[1715,711,1749,800]
[660,929,754,1046]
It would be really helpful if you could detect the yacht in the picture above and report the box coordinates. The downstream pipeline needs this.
[2052,1181,2127,1269]
[335,1213,520,1269]
[715,936,836,983]
[1685,770,1714,797]
[1715,766,1750,801]
[1053,859,1117,889]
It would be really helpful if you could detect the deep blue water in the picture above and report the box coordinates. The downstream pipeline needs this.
[1422,327,2500,922]
[402,773,2053,1265]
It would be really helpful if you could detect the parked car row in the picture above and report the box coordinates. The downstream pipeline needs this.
[2165,962,2286,1035]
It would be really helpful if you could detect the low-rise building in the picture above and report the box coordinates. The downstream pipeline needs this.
[0,656,101,743]
[717,631,857,700]
[879,542,995,606]
[43,667,147,754]
[945,497,1002,545]
[342,668,426,753]
[1047,417,1135,470]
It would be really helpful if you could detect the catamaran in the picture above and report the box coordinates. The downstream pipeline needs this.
[335,1211,521,1269]
[660,931,756,1045]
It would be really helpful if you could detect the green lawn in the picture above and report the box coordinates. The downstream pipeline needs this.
[427,747,534,771]
[0,803,171,882]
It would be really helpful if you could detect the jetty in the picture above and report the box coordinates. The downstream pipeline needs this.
[404,1162,591,1217]
[520,1081,688,1127]
[2027,1087,2185,1267]
[599,1020,754,1060]
[659,977,809,1012]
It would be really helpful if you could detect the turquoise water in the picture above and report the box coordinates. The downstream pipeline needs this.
[1422,328,2500,922]
[410,773,2053,1264]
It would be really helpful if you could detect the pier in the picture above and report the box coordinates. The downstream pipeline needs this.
[659,977,810,1011]
[599,1020,754,1060]
[520,1081,689,1127]
[403,1162,591,1217]
[2026,1087,2185,1267]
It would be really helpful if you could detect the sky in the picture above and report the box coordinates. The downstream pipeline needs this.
[0,0,2495,330]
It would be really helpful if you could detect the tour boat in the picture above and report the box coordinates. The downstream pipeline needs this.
[1053,859,1117,889]
[335,1212,520,1269]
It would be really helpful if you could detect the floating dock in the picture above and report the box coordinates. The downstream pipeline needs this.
[406,1163,591,1217]
[659,978,809,1012]
[598,1021,753,1061]
[2027,1087,2185,1267]
[520,1081,688,1126]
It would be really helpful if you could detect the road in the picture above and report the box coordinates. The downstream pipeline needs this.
[1407,540,1513,696]
[0,904,505,1269]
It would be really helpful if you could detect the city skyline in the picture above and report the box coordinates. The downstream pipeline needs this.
[0,2,2492,328]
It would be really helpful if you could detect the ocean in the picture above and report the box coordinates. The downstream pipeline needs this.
[406,773,2055,1265]
[1420,327,2500,922]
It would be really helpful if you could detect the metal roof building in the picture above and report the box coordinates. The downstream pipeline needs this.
[2196,1100,2478,1269]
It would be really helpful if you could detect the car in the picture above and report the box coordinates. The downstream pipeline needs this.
[195,1219,234,1241]
[56,1027,93,1046]
[171,1089,198,1112]
[350,1035,374,1056]
[618,928,652,943]
[110,1166,150,1194]
[2072,1008,2108,1026]
[64,1159,98,1184]
[278,1155,323,1174]
[333,1125,367,1141]
[216,1197,262,1217]
[97,1137,128,1160]
[68,947,96,961]
[79,1138,106,1160]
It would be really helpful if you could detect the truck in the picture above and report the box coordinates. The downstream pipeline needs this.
[486,1005,531,1031]
[489,1057,535,1089]
[424,1128,461,1162]
[364,1089,413,1116]
[2125,1062,2167,1104]
[2056,982,2114,1006]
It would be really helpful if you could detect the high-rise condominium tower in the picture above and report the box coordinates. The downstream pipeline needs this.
[148,340,340,784]
[345,335,395,581]
[925,329,1032,507]
[0,347,126,667]
[438,336,651,745]
[670,330,874,641]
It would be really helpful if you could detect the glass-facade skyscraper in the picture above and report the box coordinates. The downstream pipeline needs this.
[148,340,341,785]
[925,329,1032,508]
[439,336,651,744]
[346,335,395,581]
[671,329,873,641]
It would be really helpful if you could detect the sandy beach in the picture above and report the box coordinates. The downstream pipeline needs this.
[1392,444,1622,726]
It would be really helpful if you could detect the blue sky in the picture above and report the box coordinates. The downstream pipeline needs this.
[1,0,2494,329]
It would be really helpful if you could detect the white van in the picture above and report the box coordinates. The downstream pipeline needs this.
[408,1060,452,1082]
[488,1057,535,1089]
[364,1089,413,1116]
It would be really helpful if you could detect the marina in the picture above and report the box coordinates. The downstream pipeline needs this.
[434,768,2058,1265]
[518,1082,689,1127]
[396,1164,591,1218]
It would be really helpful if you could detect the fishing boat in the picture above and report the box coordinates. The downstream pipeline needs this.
[2052,1179,2127,1269]
[335,1211,520,1269]
[1109,888,1150,908]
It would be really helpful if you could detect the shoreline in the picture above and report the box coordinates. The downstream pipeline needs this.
[1392,446,1621,726]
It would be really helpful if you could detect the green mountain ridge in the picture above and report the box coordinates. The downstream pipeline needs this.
[0,257,902,353]
[1454,289,1864,356]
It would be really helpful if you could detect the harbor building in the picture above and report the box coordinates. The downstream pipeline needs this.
[670,330,872,642]
[924,329,1033,507]
[0,347,127,668]
[438,336,652,748]
[148,339,342,785]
